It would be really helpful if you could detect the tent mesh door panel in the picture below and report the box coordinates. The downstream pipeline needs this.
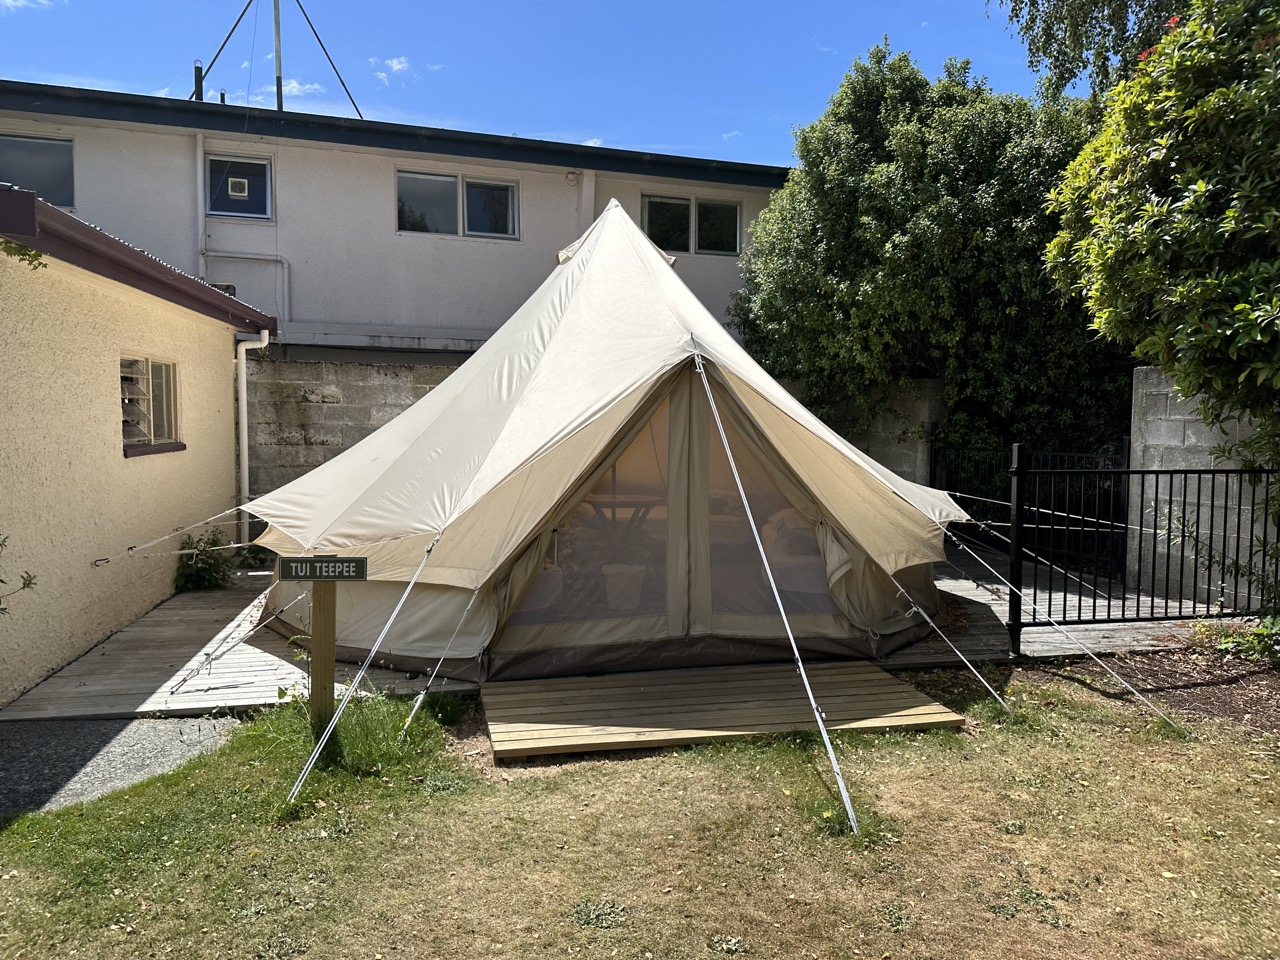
[508,398,671,626]
[707,414,838,620]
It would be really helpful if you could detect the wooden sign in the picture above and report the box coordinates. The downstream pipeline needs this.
[276,555,366,739]
[277,556,368,581]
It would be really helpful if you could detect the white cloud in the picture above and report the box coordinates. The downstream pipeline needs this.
[375,71,388,86]
[241,59,250,69]
[423,63,444,72]
[581,137,604,147]
[151,86,170,97]
[258,79,325,97]
[282,79,324,96]
[814,41,837,55]
[0,0,53,11]
[385,56,410,73]
[921,20,930,27]
[722,130,742,141]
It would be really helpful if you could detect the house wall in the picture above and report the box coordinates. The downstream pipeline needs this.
[0,254,238,707]
[246,358,453,495]
[0,113,773,349]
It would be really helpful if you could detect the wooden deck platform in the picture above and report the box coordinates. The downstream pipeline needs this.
[0,574,440,722]
[483,661,966,759]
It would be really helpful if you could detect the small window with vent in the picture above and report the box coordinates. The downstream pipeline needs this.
[121,357,184,457]
[207,156,271,219]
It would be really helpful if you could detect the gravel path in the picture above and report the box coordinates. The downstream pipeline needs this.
[0,716,238,819]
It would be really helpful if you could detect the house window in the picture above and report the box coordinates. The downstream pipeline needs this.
[641,195,741,256]
[464,180,518,237]
[397,172,458,234]
[396,172,519,239]
[641,196,691,253]
[207,156,271,219]
[696,200,740,255]
[121,357,183,456]
[0,134,74,207]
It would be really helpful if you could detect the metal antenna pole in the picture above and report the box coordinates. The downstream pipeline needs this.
[273,0,284,110]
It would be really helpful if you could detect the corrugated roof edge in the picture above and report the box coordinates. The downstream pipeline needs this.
[0,183,277,335]
[0,80,792,190]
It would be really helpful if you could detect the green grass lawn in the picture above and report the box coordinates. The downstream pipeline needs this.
[0,669,1276,960]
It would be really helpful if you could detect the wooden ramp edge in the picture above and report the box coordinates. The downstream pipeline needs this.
[483,661,964,759]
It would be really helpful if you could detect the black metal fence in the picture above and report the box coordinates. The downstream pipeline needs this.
[931,440,1278,653]
[1008,446,1278,651]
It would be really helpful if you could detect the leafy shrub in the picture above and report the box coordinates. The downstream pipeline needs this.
[174,528,235,592]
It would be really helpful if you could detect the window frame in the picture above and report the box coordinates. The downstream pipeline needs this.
[121,356,185,458]
[641,195,692,254]
[462,177,520,240]
[0,133,75,208]
[206,154,273,221]
[641,194,742,257]
[395,170,521,241]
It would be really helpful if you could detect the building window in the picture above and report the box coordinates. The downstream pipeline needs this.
[397,172,458,234]
[396,172,519,239]
[0,134,74,207]
[641,195,740,256]
[207,156,271,219]
[696,200,740,255]
[464,180,517,237]
[121,357,183,456]
[642,196,691,253]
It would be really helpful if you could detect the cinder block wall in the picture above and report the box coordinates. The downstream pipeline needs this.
[1127,367,1270,610]
[847,379,946,485]
[246,359,454,495]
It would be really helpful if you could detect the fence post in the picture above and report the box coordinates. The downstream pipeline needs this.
[1008,443,1025,657]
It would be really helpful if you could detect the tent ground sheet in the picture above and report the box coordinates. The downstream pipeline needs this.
[482,660,964,759]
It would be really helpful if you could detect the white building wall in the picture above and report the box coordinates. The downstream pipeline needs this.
[0,112,774,350]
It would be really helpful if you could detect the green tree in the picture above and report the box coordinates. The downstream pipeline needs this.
[1046,0,1280,469]
[999,0,1181,96]
[731,44,1133,450]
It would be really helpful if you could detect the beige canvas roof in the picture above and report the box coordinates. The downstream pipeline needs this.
[246,200,966,586]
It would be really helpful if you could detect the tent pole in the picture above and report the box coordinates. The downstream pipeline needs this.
[287,534,441,803]
[692,350,860,835]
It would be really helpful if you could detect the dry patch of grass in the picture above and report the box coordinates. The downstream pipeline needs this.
[0,674,1277,960]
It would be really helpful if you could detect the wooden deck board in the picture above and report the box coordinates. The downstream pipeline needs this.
[482,661,964,759]
[0,574,468,722]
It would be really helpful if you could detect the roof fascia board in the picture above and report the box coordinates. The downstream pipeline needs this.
[0,186,276,334]
[0,81,790,190]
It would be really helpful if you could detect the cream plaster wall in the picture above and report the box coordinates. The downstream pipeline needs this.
[0,254,238,706]
[0,113,774,348]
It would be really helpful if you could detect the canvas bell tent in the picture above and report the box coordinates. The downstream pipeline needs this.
[246,200,968,682]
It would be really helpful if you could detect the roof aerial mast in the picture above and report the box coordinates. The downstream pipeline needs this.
[189,0,363,119]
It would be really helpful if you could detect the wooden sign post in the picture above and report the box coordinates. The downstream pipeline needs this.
[278,556,368,740]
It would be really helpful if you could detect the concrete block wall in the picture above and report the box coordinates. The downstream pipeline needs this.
[1127,367,1272,611]
[246,358,454,495]
[848,379,946,485]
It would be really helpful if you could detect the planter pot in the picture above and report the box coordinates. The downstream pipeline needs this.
[602,563,646,612]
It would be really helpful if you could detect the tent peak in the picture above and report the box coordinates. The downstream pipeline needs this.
[558,199,676,267]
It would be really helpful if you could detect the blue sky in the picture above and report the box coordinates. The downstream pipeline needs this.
[0,0,1041,167]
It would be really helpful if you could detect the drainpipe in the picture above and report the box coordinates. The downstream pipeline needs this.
[194,133,206,279]
[237,327,271,543]
[203,250,291,330]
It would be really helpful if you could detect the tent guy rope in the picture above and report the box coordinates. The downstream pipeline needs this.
[693,348,861,835]
[939,525,1184,732]
[399,587,480,742]
[287,534,441,803]
[92,506,241,566]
